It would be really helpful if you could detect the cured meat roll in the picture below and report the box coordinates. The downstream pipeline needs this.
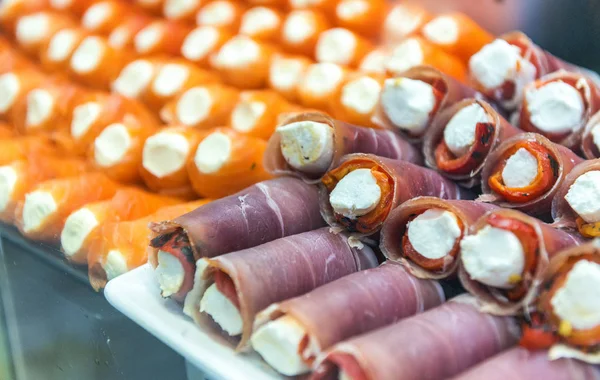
[280,9,330,58]
[111,58,161,100]
[195,0,246,31]
[160,84,239,129]
[451,347,600,380]
[133,20,191,56]
[140,126,204,198]
[148,177,325,302]
[313,295,519,380]
[479,133,583,216]
[421,13,494,64]
[552,159,600,237]
[14,173,120,243]
[385,37,467,83]
[334,0,386,39]
[39,27,88,72]
[14,12,75,56]
[264,112,423,183]
[518,70,600,150]
[181,26,233,67]
[183,227,378,350]
[380,197,499,279]
[459,208,583,316]
[0,157,87,223]
[0,69,44,121]
[382,3,431,44]
[373,66,477,142]
[320,153,470,238]
[162,0,202,22]
[423,99,521,187]
[329,73,384,128]
[267,53,312,102]
[186,128,272,199]
[81,0,132,35]
[518,240,600,363]
[315,28,373,68]
[582,110,600,159]
[107,14,152,50]
[297,62,349,113]
[251,262,444,376]
[238,6,283,42]
[61,188,179,263]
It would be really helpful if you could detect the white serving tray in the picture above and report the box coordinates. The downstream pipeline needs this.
[104,264,282,380]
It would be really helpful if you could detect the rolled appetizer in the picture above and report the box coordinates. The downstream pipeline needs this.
[238,6,283,42]
[582,110,600,159]
[0,121,14,138]
[195,0,246,31]
[0,0,49,32]
[162,0,202,22]
[186,127,272,198]
[313,295,518,380]
[479,133,583,216]
[320,153,470,238]
[133,20,191,56]
[314,28,373,68]
[264,111,423,183]
[382,3,431,44]
[50,0,100,16]
[39,27,88,72]
[111,58,161,100]
[14,173,120,243]
[134,0,164,14]
[251,262,444,376]
[334,0,386,39]
[0,135,58,166]
[14,11,75,56]
[107,14,152,50]
[329,73,384,128]
[380,198,499,279]
[519,240,600,364]
[0,69,44,121]
[423,99,520,187]
[0,43,34,74]
[181,26,233,67]
[61,188,179,263]
[280,9,330,58]
[160,84,239,128]
[183,228,377,349]
[81,0,132,35]
[87,199,210,290]
[267,53,312,102]
[358,48,390,75]
[518,70,600,150]
[459,208,583,316]
[297,62,349,112]
[0,157,87,223]
[148,177,324,302]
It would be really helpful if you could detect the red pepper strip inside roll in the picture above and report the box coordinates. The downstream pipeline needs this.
[238,6,283,42]
[519,241,600,363]
[196,0,246,32]
[267,53,312,102]
[81,0,132,35]
[14,11,75,56]
[280,9,330,59]
[297,62,349,113]
[133,20,191,57]
[381,198,498,279]
[107,14,152,50]
[334,0,386,39]
[459,209,583,316]
[382,3,431,45]
[329,73,384,129]
[39,27,88,72]
[181,26,233,67]
[315,27,373,68]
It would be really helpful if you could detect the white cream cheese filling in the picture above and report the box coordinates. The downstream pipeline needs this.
[70,36,104,74]
[142,132,190,178]
[460,225,525,289]
[200,283,243,336]
[152,64,189,97]
[384,5,424,42]
[112,60,155,98]
[269,57,305,92]
[316,28,357,65]
[104,250,129,281]
[283,10,315,44]
[194,131,231,174]
[0,73,20,113]
[156,250,185,297]
[240,7,280,36]
[422,16,459,45]
[443,103,489,157]
[329,168,381,219]
[0,166,18,212]
[336,0,368,20]
[231,99,266,133]
[213,36,260,69]
[176,87,212,126]
[108,26,130,49]
[182,26,219,61]
[164,0,199,19]
[94,123,132,168]
[302,63,344,97]
[385,38,424,75]
[16,13,49,45]
[26,89,54,128]
[407,209,462,260]
[50,0,72,9]
[61,208,99,257]
[134,23,162,54]
[341,76,381,115]
[525,81,585,134]
[22,190,57,233]
[71,102,102,139]
[277,120,334,173]
[82,2,112,30]
[196,1,235,27]
[380,78,436,134]
[565,171,600,223]
[501,148,539,188]
[359,49,389,74]
[47,29,77,62]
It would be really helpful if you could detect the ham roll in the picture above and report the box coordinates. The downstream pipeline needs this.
[251,262,444,376]
[140,126,204,198]
[315,28,373,68]
[0,157,87,223]
[264,112,423,183]
[320,153,470,238]
[39,27,88,72]
[111,58,161,100]
[147,177,325,302]
[382,3,431,44]
[196,0,246,31]
[329,73,384,128]
[334,0,386,39]
[107,14,152,50]
[81,0,132,35]
[133,20,191,56]
[582,110,600,159]
[14,11,75,56]
[267,53,312,102]
[186,127,272,199]
[211,35,275,89]
[181,26,233,67]
[518,240,600,364]
[313,295,519,380]
[297,62,349,112]
[373,66,477,143]
[380,198,499,279]
[14,173,120,243]
[458,208,583,316]
[479,133,583,216]
[183,227,377,349]
[160,84,239,129]
[0,69,44,122]
[88,200,210,290]
[162,0,202,22]
[423,99,521,187]
[280,9,330,58]
[61,188,179,263]
[385,37,467,83]
[451,347,600,380]
[238,6,283,42]
[421,13,494,64]
[518,70,600,150]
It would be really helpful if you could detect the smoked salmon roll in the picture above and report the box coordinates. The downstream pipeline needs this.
[238,6,283,42]
[89,116,158,184]
[0,156,88,223]
[320,153,470,238]
[69,35,132,90]
[280,9,329,58]
[519,240,600,364]
[107,14,152,50]
[288,0,338,16]
[140,126,205,198]
[0,45,34,74]
[385,37,468,83]
[14,11,75,56]
[423,99,521,188]
[181,25,233,67]
[0,122,14,139]
[267,53,312,102]
[61,188,180,263]
[162,0,203,23]
[0,69,45,122]
[228,90,295,139]
[329,73,384,128]
[186,127,271,199]
[134,0,164,15]
[265,111,422,183]
[458,208,583,316]
[479,133,583,217]
[380,198,499,280]
[88,199,210,290]
[111,58,161,100]
[518,70,600,150]
[315,28,373,68]
[81,0,132,35]
[39,27,88,72]
[382,3,431,44]
[358,47,390,75]
[421,13,494,64]
[211,35,276,89]
[373,66,478,143]
[0,135,58,166]
[195,0,246,31]
[160,83,239,129]
[334,0,386,39]
[49,0,98,16]
[133,20,192,57]
[14,172,120,243]
[0,0,48,32]
[297,62,349,112]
